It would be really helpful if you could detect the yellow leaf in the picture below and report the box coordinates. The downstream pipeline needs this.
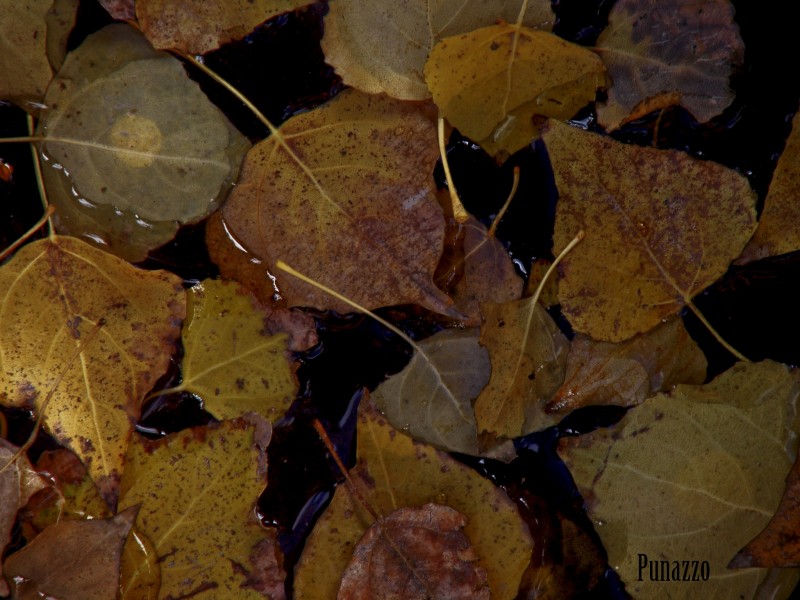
[322,0,554,100]
[216,88,457,316]
[559,360,800,598]
[118,416,280,599]
[595,0,744,130]
[739,107,800,263]
[425,23,605,157]
[137,0,312,54]
[473,297,569,440]
[546,120,757,342]
[161,279,297,421]
[294,400,532,599]
[0,235,185,506]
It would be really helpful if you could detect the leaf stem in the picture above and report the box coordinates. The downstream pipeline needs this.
[275,260,422,355]
[437,117,468,223]
[27,114,53,237]
[530,230,585,307]
[0,205,54,262]
[487,166,520,238]
[0,135,46,144]
[686,299,749,362]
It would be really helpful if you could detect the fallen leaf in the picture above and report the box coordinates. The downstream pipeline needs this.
[731,452,800,568]
[118,415,281,599]
[119,527,162,600]
[38,24,249,262]
[0,235,185,506]
[437,216,523,324]
[559,360,800,599]
[204,212,319,352]
[338,503,490,599]
[0,0,76,104]
[372,328,490,456]
[161,279,297,421]
[546,119,757,341]
[216,88,456,316]
[4,507,137,600]
[425,23,605,156]
[294,400,532,599]
[45,0,79,73]
[595,0,744,130]
[97,0,135,20]
[548,317,707,414]
[473,297,569,440]
[0,442,48,596]
[137,0,312,54]
[739,106,800,263]
[322,0,554,100]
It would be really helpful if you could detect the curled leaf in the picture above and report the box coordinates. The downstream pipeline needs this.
[559,360,800,599]
[294,400,532,599]
[425,23,605,156]
[38,24,249,262]
[372,328,490,456]
[322,0,554,100]
[547,119,757,342]
[339,503,490,600]
[595,0,744,130]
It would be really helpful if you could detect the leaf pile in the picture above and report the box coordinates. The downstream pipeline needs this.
[1,0,800,598]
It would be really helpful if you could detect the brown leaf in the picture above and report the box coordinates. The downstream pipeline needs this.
[97,0,135,20]
[4,507,137,600]
[596,0,744,130]
[215,88,457,316]
[731,452,800,568]
[137,0,312,54]
[546,119,757,342]
[739,106,800,264]
[338,503,489,600]
[548,317,706,414]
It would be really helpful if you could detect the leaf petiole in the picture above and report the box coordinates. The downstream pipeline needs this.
[437,117,468,223]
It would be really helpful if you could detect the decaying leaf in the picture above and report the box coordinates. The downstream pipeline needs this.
[548,317,706,414]
[4,507,137,600]
[97,0,135,20]
[38,24,249,262]
[294,400,532,599]
[0,235,185,506]
[137,0,312,54]
[162,279,297,421]
[425,23,605,156]
[322,0,554,100]
[0,443,48,596]
[438,216,523,324]
[118,415,281,599]
[372,328,490,456]
[559,360,800,599]
[216,88,456,316]
[731,452,800,568]
[546,119,757,342]
[473,297,569,441]
[45,0,79,73]
[595,0,744,130]
[739,107,800,263]
[338,503,490,599]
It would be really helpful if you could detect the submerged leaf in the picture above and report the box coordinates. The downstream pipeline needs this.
[549,317,706,414]
[559,360,800,599]
[294,400,532,600]
[4,507,137,600]
[338,503,490,600]
[546,120,757,341]
[168,279,297,421]
[137,0,312,54]
[118,416,279,599]
[473,297,569,440]
[372,328,490,456]
[595,0,744,130]
[739,107,800,263]
[217,88,455,316]
[38,24,249,262]
[425,23,605,156]
[322,0,553,100]
[0,235,185,506]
